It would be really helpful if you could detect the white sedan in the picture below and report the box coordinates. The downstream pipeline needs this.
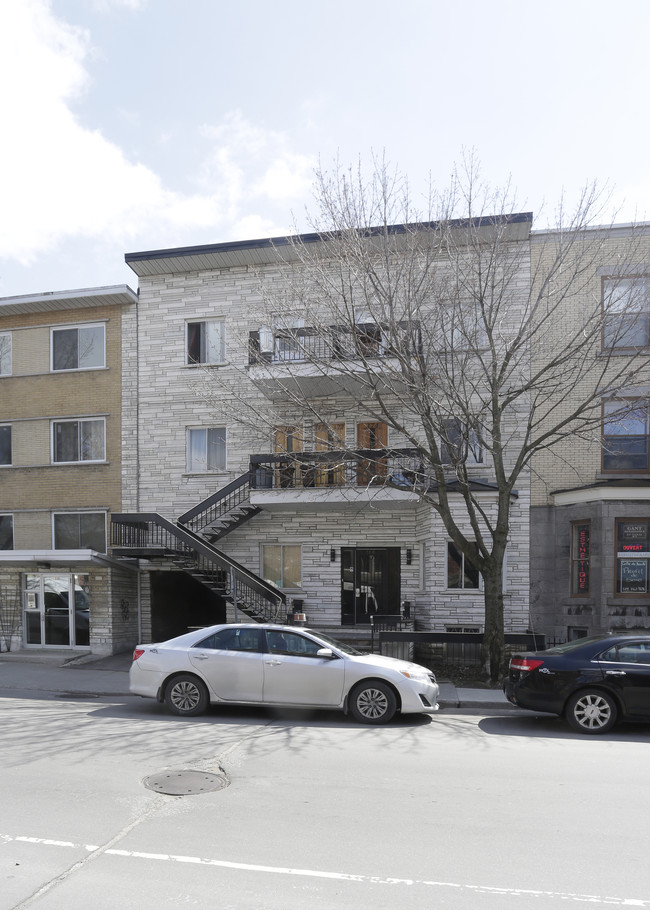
[130,623,439,724]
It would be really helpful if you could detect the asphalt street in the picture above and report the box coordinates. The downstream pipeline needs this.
[2,651,650,909]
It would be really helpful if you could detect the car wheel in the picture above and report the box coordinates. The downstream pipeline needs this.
[349,681,397,724]
[164,675,209,717]
[565,689,617,734]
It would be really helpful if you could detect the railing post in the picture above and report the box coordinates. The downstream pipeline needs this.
[230,566,238,621]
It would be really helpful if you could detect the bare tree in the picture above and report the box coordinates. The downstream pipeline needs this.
[0,584,21,652]
[204,156,649,679]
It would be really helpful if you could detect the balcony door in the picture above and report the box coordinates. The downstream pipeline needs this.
[341,547,400,625]
[357,421,388,485]
[315,423,345,486]
[274,426,303,488]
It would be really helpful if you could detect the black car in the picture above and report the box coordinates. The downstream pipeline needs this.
[504,634,650,734]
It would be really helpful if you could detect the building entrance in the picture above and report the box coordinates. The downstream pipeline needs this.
[341,547,400,625]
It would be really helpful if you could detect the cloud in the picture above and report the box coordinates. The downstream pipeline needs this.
[0,1,316,268]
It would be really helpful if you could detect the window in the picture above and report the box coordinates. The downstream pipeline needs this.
[616,519,650,595]
[0,333,11,376]
[603,400,649,471]
[0,514,13,550]
[186,427,226,472]
[267,630,322,656]
[262,544,301,588]
[53,512,106,552]
[52,324,105,371]
[186,320,225,365]
[571,522,591,596]
[0,425,11,465]
[52,419,105,463]
[195,627,263,652]
[440,419,484,465]
[447,541,481,589]
[603,276,650,349]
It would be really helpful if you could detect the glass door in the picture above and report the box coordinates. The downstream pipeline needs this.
[341,548,400,625]
[23,574,90,647]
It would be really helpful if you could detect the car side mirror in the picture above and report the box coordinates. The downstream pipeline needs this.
[316,648,336,659]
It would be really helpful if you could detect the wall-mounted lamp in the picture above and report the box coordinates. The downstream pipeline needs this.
[330,548,336,562]
[406,549,412,565]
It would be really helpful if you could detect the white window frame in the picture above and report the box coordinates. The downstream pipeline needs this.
[603,276,650,350]
[0,333,12,376]
[186,427,227,473]
[0,423,11,466]
[186,319,226,365]
[0,513,13,550]
[51,418,106,464]
[51,323,106,372]
[446,541,483,591]
[440,418,484,465]
[52,511,107,552]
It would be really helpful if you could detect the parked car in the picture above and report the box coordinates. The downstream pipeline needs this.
[130,623,439,724]
[504,634,650,734]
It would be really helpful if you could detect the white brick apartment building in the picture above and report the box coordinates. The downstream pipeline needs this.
[113,218,532,647]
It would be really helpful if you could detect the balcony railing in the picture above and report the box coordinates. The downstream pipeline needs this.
[249,448,426,491]
[603,435,650,472]
[248,322,420,366]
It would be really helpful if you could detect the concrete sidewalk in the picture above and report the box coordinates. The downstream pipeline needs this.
[0,649,513,709]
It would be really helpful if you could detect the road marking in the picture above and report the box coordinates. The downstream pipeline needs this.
[2,834,648,906]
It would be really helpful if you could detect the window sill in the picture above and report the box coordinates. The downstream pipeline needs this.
[183,471,228,477]
[182,362,229,369]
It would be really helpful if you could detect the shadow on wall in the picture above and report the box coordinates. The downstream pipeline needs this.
[150,571,226,641]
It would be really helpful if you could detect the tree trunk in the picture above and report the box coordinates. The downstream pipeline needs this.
[482,563,505,682]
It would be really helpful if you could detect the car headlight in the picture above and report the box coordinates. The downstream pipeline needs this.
[400,668,432,683]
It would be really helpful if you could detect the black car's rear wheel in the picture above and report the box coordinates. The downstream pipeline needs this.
[164,675,209,716]
[349,681,397,724]
[565,689,617,734]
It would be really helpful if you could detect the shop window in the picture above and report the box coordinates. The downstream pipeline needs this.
[52,419,105,463]
[186,319,225,365]
[52,324,105,371]
[186,427,226,472]
[53,512,106,552]
[262,544,301,588]
[616,519,650,595]
[571,522,591,596]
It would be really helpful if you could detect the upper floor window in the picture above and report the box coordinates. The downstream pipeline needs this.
[186,427,226,472]
[53,512,106,552]
[602,400,649,472]
[0,333,11,375]
[0,514,13,550]
[0,425,11,466]
[52,324,105,371]
[186,319,225,365]
[52,418,105,464]
[440,418,484,465]
[616,519,650,595]
[603,276,650,350]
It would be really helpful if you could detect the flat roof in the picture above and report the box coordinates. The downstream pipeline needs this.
[0,285,138,317]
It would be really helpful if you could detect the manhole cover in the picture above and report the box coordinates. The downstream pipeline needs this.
[143,770,229,796]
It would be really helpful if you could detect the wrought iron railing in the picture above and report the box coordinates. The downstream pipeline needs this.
[178,472,259,537]
[110,513,285,622]
[249,448,426,491]
[248,322,421,366]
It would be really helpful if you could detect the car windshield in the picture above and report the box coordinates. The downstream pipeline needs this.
[307,630,364,655]
[541,635,613,656]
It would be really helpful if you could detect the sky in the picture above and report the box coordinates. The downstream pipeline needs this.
[0,0,648,298]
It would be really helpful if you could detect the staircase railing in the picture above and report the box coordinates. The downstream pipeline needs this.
[178,472,257,535]
[111,512,285,622]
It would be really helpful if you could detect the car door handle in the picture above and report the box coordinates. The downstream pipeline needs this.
[605,670,626,676]
[193,653,210,660]
[264,659,282,667]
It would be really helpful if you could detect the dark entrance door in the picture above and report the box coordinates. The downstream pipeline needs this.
[341,547,400,625]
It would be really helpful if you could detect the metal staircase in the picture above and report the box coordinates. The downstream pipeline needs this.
[111,503,284,623]
[177,472,261,543]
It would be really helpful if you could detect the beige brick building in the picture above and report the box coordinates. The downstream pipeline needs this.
[529,224,650,641]
[0,286,139,654]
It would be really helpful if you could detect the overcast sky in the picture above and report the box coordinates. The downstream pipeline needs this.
[0,0,648,298]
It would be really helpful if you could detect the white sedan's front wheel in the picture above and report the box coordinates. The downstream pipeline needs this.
[349,681,397,724]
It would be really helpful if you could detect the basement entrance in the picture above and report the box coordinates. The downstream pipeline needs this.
[150,571,226,641]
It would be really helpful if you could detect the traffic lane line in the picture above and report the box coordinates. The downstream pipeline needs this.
[2,834,647,907]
